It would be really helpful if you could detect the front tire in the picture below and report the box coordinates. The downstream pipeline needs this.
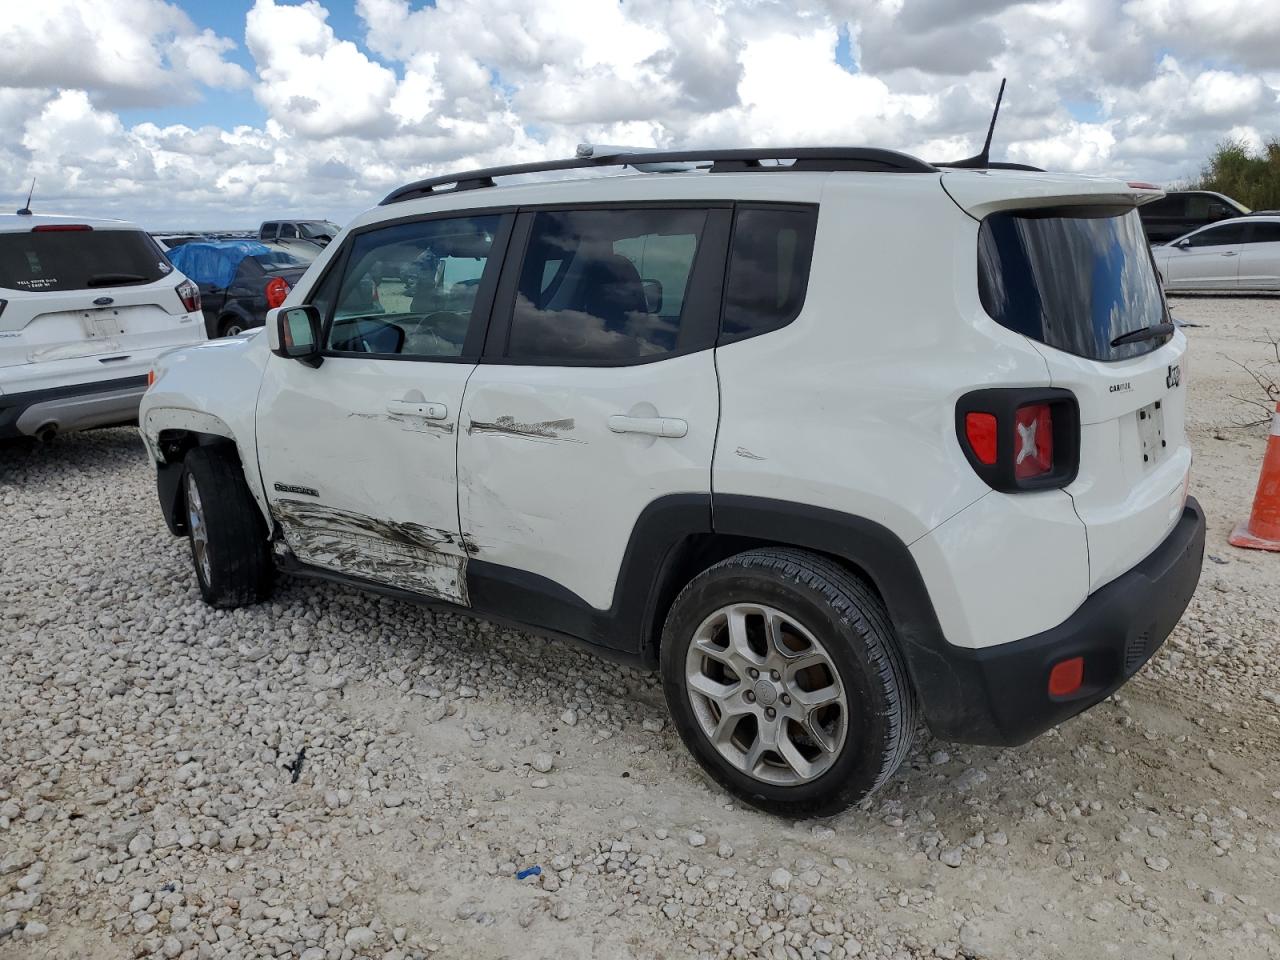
[182,446,274,608]
[660,548,916,817]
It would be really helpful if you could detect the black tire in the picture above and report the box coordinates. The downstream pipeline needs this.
[182,446,274,608]
[218,316,246,338]
[660,548,916,817]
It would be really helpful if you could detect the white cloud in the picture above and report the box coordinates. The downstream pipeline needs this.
[2,0,1279,227]
[0,0,249,106]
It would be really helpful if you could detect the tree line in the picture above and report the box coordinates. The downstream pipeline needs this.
[1189,138,1280,210]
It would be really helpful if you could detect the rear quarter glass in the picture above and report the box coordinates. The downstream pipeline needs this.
[977,207,1169,362]
[0,230,172,292]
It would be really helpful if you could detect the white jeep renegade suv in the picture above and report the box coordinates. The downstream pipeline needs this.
[140,147,1205,816]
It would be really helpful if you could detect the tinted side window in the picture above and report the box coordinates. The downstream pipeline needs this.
[1143,196,1182,217]
[1246,222,1280,243]
[506,208,707,364]
[279,223,298,239]
[1185,195,1211,219]
[1187,223,1246,247]
[324,214,503,359]
[720,206,818,344]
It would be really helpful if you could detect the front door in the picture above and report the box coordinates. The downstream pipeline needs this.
[256,210,512,604]
[1163,221,1246,290]
[456,206,727,642]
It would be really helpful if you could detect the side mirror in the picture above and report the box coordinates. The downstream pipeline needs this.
[269,305,323,367]
[642,279,663,314]
[1174,239,1191,249]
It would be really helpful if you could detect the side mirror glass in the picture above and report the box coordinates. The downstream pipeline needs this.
[271,305,323,366]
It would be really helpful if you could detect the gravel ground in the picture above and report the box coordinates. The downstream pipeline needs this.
[2,296,1279,960]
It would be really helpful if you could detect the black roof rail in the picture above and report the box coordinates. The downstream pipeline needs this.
[934,160,1046,172]
[379,147,937,205]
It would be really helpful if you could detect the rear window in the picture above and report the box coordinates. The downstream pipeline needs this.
[253,249,311,270]
[0,229,171,292]
[978,208,1168,362]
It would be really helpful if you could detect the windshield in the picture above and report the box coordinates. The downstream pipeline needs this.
[0,229,171,291]
[978,207,1169,362]
[299,222,338,239]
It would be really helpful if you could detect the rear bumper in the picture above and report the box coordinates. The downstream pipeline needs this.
[0,375,148,439]
[918,496,1205,746]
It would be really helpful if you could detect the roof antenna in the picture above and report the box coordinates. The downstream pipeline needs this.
[949,78,1006,170]
[16,178,35,216]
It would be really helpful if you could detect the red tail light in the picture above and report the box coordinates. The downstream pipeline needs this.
[956,389,1079,492]
[1013,403,1054,480]
[176,279,200,313]
[963,413,998,465]
[32,223,92,232]
[265,276,290,309]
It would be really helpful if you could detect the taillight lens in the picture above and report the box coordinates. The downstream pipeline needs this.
[1013,403,1054,479]
[265,276,290,309]
[176,279,200,313]
[963,413,998,465]
[32,223,92,232]
[956,389,1079,492]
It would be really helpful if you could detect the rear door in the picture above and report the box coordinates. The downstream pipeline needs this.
[256,211,512,603]
[0,226,198,377]
[1162,221,1245,290]
[456,205,727,647]
[975,203,1190,592]
[1238,221,1280,290]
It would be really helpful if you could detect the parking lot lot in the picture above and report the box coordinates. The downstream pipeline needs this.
[2,296,1278,960]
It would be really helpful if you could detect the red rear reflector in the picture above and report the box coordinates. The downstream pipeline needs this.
[964,412,998,465]
[1127,180,1160,190]
[265,276,290,309]
[147,370,156,387]
[1048,656,1084,697]
[32,224,92,232]
[1014,403,1054,479]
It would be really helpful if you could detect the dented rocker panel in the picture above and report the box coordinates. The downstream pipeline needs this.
[272,499,471,605]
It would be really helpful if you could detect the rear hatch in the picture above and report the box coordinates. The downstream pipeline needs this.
[948,171,1191,592]
[0,227,196,371]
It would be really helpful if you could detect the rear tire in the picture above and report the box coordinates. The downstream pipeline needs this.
[219,316,247,337]
[660,548,916,817]
[182,446,274,608]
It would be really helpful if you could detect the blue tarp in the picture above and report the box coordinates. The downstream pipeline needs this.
[166,241,272,288]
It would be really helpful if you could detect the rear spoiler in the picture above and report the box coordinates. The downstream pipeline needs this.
[941,171,1165,220]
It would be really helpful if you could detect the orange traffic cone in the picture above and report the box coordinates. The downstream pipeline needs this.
[1229,402,1280,552]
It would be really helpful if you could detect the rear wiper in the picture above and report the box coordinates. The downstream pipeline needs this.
[86,273,148,287]
[1110,322,1175,348]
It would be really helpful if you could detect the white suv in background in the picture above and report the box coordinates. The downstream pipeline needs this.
[0,214,205,441]
[139,148,1205,816]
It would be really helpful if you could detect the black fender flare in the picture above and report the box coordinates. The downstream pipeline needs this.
[709,495,974,737]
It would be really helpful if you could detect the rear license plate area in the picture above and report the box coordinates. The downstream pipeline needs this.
[1137,400,1166,468]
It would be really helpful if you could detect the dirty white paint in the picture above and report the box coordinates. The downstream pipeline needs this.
[273,499,469,605]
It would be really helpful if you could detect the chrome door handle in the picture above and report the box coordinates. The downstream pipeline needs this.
[387,399,448,420]
[608,415,688,438]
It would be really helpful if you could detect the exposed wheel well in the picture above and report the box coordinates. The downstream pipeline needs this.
[154,430,242,534]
